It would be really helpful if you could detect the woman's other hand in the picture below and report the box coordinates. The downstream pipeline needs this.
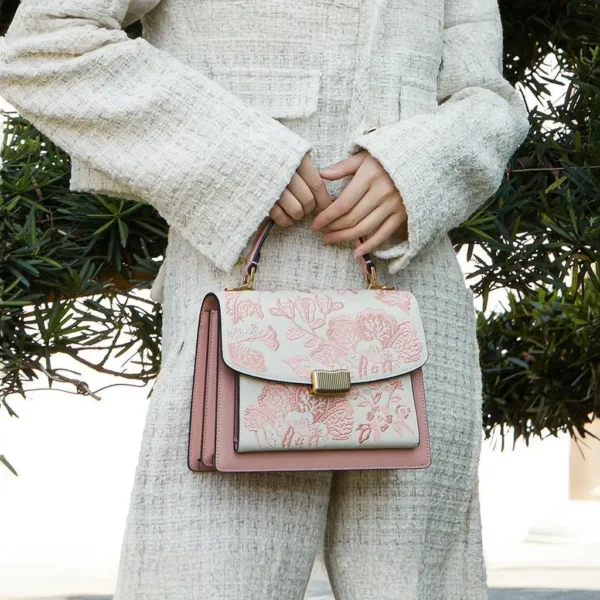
[270,153,332,226]
[312,150,407,257]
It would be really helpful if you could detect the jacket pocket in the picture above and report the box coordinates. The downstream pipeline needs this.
[209,65,322,120]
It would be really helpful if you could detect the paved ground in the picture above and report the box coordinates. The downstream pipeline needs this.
[9,548,600,600]
[16,592,600,600]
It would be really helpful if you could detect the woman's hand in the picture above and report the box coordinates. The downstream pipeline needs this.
[311,150,407,257]
[270,153,332,226]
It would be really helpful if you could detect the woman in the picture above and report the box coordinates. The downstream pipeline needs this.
[0,1,529,598]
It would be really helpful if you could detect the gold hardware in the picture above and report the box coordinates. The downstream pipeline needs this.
[366,266,394,291]
[226,262,393,292]
[309,369,352,396]
[225,265,256,292]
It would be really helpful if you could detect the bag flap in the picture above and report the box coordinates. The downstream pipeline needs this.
[211,289,427,385]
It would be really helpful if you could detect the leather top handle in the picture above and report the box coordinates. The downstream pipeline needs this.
[236,218,385,291]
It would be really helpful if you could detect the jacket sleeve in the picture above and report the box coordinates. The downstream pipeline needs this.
[0,0,312,273]
[351,0,530,274]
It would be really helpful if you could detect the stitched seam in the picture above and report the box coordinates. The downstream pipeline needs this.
[444,17,497,31]
[202,311,217,466]
[188,310,209,470]
[415,368,431,466]
[216,330,225,467]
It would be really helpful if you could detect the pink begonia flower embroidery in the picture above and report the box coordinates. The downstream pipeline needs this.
[227,324,279,372]
[280,307,423,379]
[243,378,414,448]
[243,383,354,449]
[228,343,267,372]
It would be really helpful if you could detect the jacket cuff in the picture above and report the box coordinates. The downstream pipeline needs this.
[194,119,311,273]
[71,117,311,274]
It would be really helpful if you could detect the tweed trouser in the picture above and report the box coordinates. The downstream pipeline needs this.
[113,469,486,600]
[113,357,487,600]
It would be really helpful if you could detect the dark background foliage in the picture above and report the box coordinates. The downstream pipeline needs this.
[0,0,598,474]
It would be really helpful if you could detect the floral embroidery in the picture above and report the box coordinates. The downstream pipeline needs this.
[243,383,354,448]
[279,307,423,379]
[354,379,415,444]
[374,289,412,314]
[270,294,344,347]
[241,377,416,449]
[228,343,267,372]
[225,293,263,323]
[220,290,425,389]
[220,290,423,450]
[227,324,279,373]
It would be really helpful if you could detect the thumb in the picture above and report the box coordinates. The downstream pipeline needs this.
[319,152,365,180]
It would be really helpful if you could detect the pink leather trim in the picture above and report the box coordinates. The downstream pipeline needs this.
[201,312,220,467]
[188,308,215,472]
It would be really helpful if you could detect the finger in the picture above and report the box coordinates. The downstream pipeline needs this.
[278,188,305,220]
[353,213,406,256]
[318,151,368,180]
[287,172,315,215]
[322,186,390,233]
[312,169,371,231]
[297,155,332,211]
[269,203,294,227]
[322,201,396,244]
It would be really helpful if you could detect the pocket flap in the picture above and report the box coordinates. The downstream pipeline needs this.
[211,289,428,385]
[210,66,322,119]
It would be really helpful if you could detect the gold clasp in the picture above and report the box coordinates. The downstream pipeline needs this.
[366,266,394,291]
[227,264,393,292]
[309,369,352,396]
[225,265,256,292]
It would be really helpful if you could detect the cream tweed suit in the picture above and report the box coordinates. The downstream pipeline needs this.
[0,0,529,598]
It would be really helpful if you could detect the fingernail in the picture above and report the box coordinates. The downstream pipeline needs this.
[353,249,363,258]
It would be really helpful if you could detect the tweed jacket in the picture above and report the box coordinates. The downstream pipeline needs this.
[0,2,529,597]
[0,0,528,280]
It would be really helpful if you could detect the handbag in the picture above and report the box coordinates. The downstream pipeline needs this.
[188,219,431,472]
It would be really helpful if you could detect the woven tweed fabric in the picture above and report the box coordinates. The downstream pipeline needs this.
[0,0,529,598]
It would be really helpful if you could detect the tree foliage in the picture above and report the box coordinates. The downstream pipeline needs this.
[0,0,599,463]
